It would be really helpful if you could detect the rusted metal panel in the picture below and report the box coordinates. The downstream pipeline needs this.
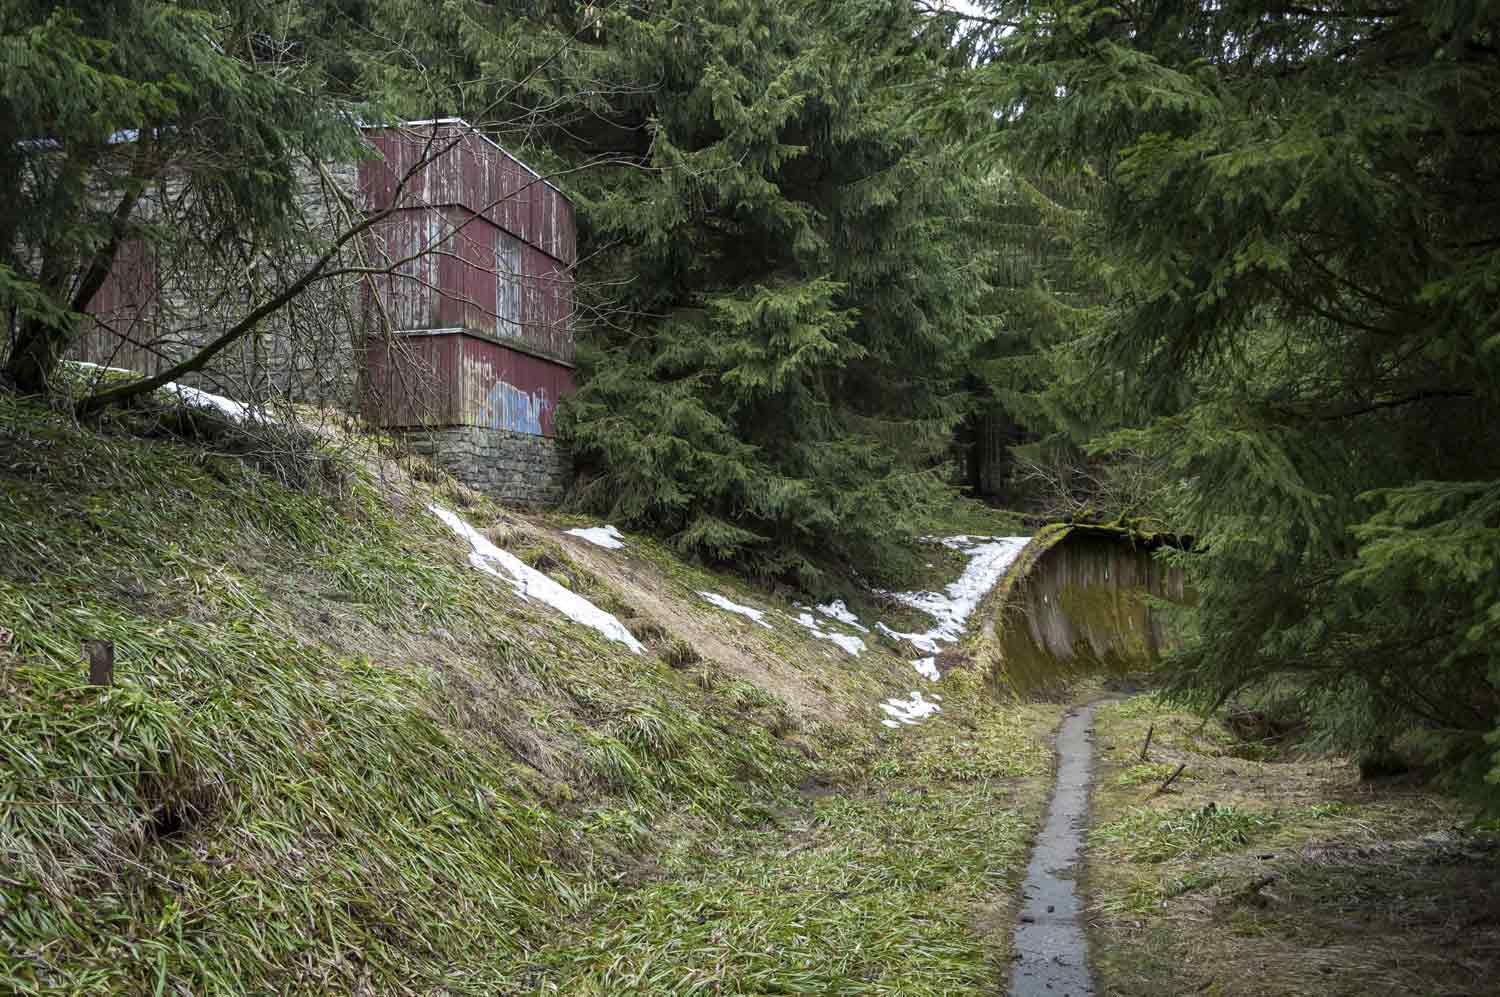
[74,239,165,374]
[365,331,575,437]
[456,337,574,438]
[520,244,575,360]
[358,121,576,266]
[363,331,464,427]
[358,123,578,365]
[428,208,489,331]
[385,207,573,364]
[554,193,576,267]
[85,238,152,316]
[366,211,444,330]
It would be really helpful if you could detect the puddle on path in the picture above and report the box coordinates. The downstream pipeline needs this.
[1009,702,1100,997]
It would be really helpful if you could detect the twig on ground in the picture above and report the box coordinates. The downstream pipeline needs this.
[1151,762,1187,797]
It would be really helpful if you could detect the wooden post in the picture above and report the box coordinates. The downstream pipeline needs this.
[85,640,114,686]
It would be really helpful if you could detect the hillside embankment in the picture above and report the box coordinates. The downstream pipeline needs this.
[4,384,1494,996]
[0,387,1071,994]
[1079,696,1500,997]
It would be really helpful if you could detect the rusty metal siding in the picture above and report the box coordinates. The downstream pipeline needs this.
[367,206,574,364]
[358,123,577,368]
[365,206,577,361]
[366,211,444,330]
[359,122,575,267]
[520,244,575,359]
[457,337,573,438]
[362,331,464,427]
[366,331,575,437]
[76,239,164,373]
[554,194,576,268]
[429,208,491,332]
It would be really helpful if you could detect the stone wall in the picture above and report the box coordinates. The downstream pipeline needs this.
[401,425,572,507]
[71,161,366,412]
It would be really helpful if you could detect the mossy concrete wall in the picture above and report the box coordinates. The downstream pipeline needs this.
[984,526,1189,694]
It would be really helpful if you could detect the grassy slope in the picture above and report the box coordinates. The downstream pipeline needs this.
[0,394,1063,995]
[1084,695,1500,997]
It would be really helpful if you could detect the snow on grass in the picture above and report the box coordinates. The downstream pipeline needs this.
[74,361,134,376]
[880,690,942,726]
[882,535,1030,655]
[876,622,941,655]
[816,600,868,633]
[73,362,260,421]
[430,504,644,653]
[822,632,867,656]
[162,382,254,421]
[790,611,867,657]
[698,591,773,629]
[913,656,940,682]
[565,525,627,550]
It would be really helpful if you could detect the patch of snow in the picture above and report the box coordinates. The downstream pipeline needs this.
[821,631,867,656]
[790,610,866,657]
[913,656,940,682]
[162,381,253,421]
[876,622,940,655]
[73,361,134,375]
[816,599,868,632]
[698,591,773,629]
[881,535,1030,653]
[565,525,627,550]
[880,690,942,726]
[881,719,902,729]
[72,361,260,422]
[430,504,644,654]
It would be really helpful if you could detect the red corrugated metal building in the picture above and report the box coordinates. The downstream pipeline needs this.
[76,118,580,504]
[359,119,577,440]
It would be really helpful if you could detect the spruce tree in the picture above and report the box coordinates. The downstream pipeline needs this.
[550,0,996,586]
[943,1,1500,786]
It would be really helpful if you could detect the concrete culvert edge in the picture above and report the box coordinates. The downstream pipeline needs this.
[1010,701,1102,997]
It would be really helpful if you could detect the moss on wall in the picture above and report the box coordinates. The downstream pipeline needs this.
[978,526,1190,697]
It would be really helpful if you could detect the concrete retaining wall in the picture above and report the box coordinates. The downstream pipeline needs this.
[401,425,571,507]
[982,525,1190,694]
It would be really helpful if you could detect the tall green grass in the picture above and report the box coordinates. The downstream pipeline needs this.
[0,393,1059,994]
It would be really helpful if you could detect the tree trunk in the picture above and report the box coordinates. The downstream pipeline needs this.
[4,315,74,395]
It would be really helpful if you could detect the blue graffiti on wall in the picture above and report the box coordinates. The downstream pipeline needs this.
[480,378,548,435]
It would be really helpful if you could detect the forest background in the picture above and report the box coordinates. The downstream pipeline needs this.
[3,0,1498,801]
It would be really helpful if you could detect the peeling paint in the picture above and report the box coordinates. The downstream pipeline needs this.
[479,378,547,435]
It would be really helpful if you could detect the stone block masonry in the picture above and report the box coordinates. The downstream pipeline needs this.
[402,425,572,507]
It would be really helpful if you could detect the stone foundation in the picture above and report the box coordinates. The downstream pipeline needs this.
[402,425,571,507]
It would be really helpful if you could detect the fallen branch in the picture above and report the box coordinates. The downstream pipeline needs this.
[1151,762,1186,796]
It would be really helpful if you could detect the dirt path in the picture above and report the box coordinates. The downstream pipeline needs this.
[1009,702,1099,997]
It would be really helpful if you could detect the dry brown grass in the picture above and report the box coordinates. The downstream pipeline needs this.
[1083,695,1499,997]
[552,528,862,719]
